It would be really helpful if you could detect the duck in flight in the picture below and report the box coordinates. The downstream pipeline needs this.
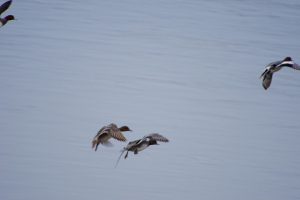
[259,57,300,90]
[0,0,15,28]
[115,133,169,168]
[92,123,132,151]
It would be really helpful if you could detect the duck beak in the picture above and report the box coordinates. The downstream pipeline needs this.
[129,129,133,132]
[259,69,269,79]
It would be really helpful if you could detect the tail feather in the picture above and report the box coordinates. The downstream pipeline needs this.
[114,151,125,169]
[92,140,97,150]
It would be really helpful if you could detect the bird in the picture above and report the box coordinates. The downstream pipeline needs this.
[114,133,169,168]
[0,0,15,28]
[259,57,300,90]
[92,123,132,151]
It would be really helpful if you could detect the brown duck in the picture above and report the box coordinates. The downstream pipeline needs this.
[92,123,132,151]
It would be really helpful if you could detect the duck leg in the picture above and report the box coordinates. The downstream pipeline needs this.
[134,149,138,155]
[124,151,129,159]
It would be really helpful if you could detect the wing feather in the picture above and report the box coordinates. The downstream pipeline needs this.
[147,133,169,142]
[292,63,300,70]
[276,61,300,70]
[0,0,12,16]
[92,126,106,149]
[262,73,273,90]
[136,133,169,145]
[101,140,113,147]
[106,124,127,141]
[95,126,106,137]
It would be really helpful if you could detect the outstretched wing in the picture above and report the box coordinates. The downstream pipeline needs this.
[276,61,300,70]
[0,0,12,16]
[147,133,169,142]
[262,73,273,90]
[292,63,300,70]
[106,123,127,142]
[136,133,169,145]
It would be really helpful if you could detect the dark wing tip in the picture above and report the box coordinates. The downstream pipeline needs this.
[0,0,12,15]
[263,83,269,90]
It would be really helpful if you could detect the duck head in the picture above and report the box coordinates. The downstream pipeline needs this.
[5,15,15,21]
[283,57,292,61]
[119,126,132,132]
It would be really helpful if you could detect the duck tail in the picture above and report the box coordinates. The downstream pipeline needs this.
[92,140,97,150]
[114,151,125,169]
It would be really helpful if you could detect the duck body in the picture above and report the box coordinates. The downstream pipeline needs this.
[114,133,169,168]
[0,17,6,27]
[259,57,300,90]
[125,139,152,154]
[0,0,15,28]
[92,123,132,151]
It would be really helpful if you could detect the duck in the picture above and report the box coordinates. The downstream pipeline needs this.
[259,57,300,90]
[92,123,132,151]
[0,0,15,28]
[114,133,169,168]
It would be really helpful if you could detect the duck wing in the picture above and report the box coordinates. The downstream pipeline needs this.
[259,68,269,79]
[293,63,300,70]
[94,126,106,137]
[105,123,127,142]
[149,133,169,142]
[92,126,107,149]
[0,0,12,16]
[259,60,281,79]
[262,73,273,90]
[139,133,169,144]
[101,140,113,147]
[277,61,300,70]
